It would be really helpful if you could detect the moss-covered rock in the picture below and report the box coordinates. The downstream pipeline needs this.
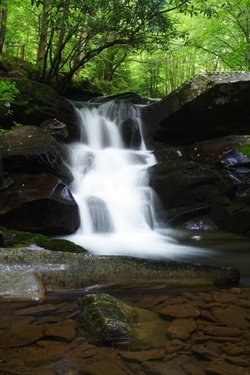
[80,293,136,342]
[0,225,85,253]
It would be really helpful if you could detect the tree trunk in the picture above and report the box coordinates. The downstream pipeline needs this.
[37,0,49,67]
[0,1,7,58]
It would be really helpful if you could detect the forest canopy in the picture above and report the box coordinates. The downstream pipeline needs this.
[1,0,250,97]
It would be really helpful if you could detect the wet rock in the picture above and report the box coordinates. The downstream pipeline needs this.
[143,72,250,144]
[118,348,165,362]
[211,305,249,329]
[0,272,45,300]
[119,117,142,149]
[0,248,241,295]
[142,361,186,375]
[44,319,76,342]
[0,173,80,235]
[167,318,196,340]
[0,125,73,184]
[212,291,238,304]
[149,134,250,233]
[41,117,69,140]
[157,303,200,320]
[25,343,66,365]
[14,304,56,316]
[80,293,135,342]
[205,360,248,375]
[0,323,44,347]
[74,358,128,375]
[192,344,220,361]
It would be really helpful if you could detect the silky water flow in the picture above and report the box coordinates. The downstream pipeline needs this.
[62,99,207,260]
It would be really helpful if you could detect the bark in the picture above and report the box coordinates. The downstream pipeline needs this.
[37,0,49,67]
[0,1,7,56]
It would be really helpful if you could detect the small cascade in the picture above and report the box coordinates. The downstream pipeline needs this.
[63,100,199,258]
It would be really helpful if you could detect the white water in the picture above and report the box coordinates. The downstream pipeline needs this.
[63,100,206,259]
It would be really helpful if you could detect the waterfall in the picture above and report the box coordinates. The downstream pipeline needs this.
[63,100,200,259]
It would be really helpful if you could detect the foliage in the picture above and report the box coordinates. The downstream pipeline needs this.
[2,0,250,97]
[0,80,19,117]
[238,144,250,158]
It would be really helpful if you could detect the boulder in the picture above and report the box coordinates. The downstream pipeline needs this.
[9,78,80,142]
[142,72,250,145]
[0,125,73,184]
[150,135,250,233]
[80,293,170,347]
[80,293,135,342]
[41,117,69,140]
[0,173,80,235]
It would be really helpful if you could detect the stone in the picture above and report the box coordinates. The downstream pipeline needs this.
[142,361,186,375]
[143,72,250,144]
[0,248,241,294]
[203,325,242,337]
[0,125,73,184]
[0,172,80,235]
[14,303,56,316]
[74,358,128,375]
[205,359,248,375]
[44,319,76,342]
[211,305,249,328]
[167,319,196,340]
[118,348,165,362]
[80,293,135,342]
[25,343,66,365]
[212,292,238,304]
[225,356,250,367]
[0,323,44,347]
[192,344,221,361]
[0,272,45,300]
[157,303,200,319]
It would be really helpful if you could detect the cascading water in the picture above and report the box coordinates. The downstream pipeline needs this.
[63,100,201,259]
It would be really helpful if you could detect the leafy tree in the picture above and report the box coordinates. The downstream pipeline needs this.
[29,0,214,90]
[186,0,250,70]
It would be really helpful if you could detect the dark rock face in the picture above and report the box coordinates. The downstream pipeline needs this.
[0,125,73,185]
[150,135,250,232]
[140,72,250,233]
[1,72,250,236]
[0,173,80,235]
[142,72,250,145]
[119,117,142,149]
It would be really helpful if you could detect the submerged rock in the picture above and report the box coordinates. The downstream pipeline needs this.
[80,293,170,347]
[0,272,45,300]
[80,293,135,342]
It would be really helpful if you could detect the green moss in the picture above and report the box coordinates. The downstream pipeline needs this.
[238,144,250,158]
[0,226,86,253]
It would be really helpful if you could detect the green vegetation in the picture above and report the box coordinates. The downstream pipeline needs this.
[238,144,250,158]
[0,226,86,253]
[0,80,19,117]
[0,0,250,97]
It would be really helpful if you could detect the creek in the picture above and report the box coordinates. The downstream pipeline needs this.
[62,99,250,286]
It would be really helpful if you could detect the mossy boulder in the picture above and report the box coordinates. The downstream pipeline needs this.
[0,225,85,253]
[80,293,137,342]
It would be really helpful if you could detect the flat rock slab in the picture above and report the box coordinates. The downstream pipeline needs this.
[0,247,241,299]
